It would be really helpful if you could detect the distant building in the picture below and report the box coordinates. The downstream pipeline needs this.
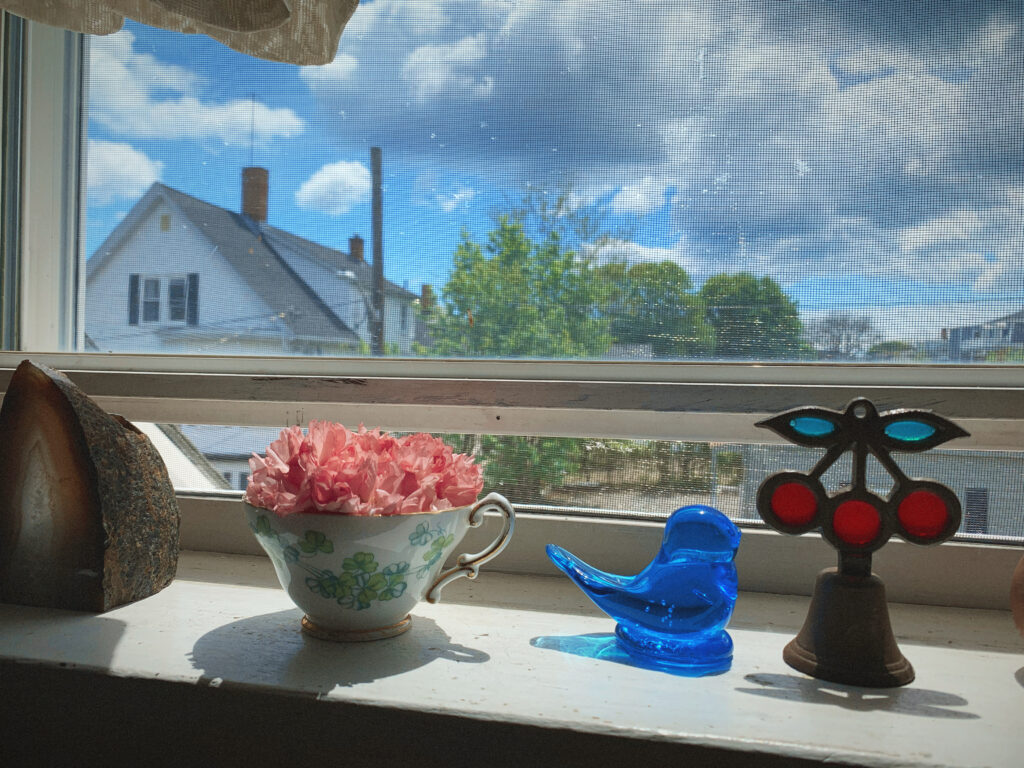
[85,168,420,355]
[177,424,284,491]
[946,308,1024,361]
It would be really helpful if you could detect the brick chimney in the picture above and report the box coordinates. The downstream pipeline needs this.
[420,284,434,310]
[242,167,269,222]
[349,235,364,262]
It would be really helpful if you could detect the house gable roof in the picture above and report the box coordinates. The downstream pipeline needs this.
[156,184,360,343]
[87,182,416,345]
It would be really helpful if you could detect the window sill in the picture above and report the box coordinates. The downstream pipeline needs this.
[0,552,1021,767]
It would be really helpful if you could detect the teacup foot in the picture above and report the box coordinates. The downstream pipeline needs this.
[301,614,411,642]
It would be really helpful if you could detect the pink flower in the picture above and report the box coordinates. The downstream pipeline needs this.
[245,422,484,517]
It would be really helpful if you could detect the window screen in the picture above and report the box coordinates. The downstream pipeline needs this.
[80,2,1024,363]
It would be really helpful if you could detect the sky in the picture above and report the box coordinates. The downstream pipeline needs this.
[83,0,1024,342]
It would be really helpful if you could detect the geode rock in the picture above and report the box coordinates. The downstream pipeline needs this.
[0,360,179,611]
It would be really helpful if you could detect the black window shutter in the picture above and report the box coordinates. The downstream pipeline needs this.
[128,274,140,325]
[186,273,199,326]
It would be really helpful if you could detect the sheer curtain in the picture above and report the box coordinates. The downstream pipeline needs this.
[0,0,358,64]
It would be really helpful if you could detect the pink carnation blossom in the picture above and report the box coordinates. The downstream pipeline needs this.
[245,422,484,517]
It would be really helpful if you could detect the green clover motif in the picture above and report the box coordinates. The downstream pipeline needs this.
[298,530,334,554]
[422,534,455,566]
[283,545,301,563]
[343,552,378,574]
[379,562,409,601]
[354,573,389,609]
[253,515,275,538]
[409,522,433,546]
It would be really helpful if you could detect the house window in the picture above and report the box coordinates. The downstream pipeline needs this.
[168,278,186,321]
[964,488,989,535]
[142,278,160,322]
[238,472,250,491]
[160,213,170,231]
[401,304,409,333]
[222,471,232,485]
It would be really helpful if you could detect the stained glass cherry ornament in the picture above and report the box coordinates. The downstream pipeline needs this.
[756,398,968,687]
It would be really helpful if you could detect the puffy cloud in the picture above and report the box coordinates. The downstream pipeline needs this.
[299,53,358,86]
[295,161,372,215]
[437,187,478,212]
[89,29,303,143]
[402,35,494,100]
[86,139,163,205]
[301,0,1021,309]
[610,178,670,215]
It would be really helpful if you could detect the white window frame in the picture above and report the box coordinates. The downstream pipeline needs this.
[3,19,1022,612]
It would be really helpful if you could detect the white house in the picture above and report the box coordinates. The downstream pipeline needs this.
[946,308,1024,361]
[85,168,420,356]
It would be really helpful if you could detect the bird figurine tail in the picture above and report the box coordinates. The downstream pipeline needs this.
[545,544,631,596]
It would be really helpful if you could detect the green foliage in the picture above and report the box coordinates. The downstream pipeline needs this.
[985,347,1024,362]
[698,272,804,358]
[480,435,585,502]
[597,260,713,358]
[425,216,612,358]
[868,340,915,360]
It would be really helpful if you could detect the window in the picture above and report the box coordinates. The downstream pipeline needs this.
[141,277,159,322]
[168,278,186,321]
[964,487,989,535]
[2,7,1023,611]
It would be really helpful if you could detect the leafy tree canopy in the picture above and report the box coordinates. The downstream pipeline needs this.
[597,260,713,358]
[426,215,611,358]
[698,272,804,358]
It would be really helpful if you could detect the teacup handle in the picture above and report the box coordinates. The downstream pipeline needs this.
[426,492,515,603]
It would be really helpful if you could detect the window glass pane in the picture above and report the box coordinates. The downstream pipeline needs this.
[80,3,1024,362]
[141,277,160,321]
[168,277,186,321]
[156,423,1024,544]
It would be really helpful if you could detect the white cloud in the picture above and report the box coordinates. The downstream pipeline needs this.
[89,29,303,143]
[295,161,372,215]
[899,211,986,252]
[610,178,670,215]
[86,139,163,205]
[299,53,358,86]
[402,34,494,100]
[438,187,478,212]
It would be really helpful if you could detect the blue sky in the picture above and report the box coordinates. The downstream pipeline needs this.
[84,0,1024,341]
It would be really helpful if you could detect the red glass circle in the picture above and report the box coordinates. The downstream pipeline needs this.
[833,500,881,546]
[771,482,818,526]
[898,490,949,539]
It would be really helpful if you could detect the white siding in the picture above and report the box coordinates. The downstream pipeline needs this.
[85,199,281,354]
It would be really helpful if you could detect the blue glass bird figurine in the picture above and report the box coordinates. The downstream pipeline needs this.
[546,505,741,675]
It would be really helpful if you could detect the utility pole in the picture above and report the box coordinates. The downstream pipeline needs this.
[371,147,384,356]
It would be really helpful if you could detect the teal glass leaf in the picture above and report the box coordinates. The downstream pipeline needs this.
[789,416,836,437]
[883,420,936,442]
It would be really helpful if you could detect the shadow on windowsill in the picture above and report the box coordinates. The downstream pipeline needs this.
[530,632,728,677]
[189,608,489,696]
[1015,666,1024,689]
[736,672,978,719]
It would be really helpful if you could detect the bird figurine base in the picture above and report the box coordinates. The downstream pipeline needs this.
[784,567,914,688]
[547,504,740,676]
[615,623,733,676]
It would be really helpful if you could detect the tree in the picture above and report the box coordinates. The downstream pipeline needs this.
[697,273,804,358]
[423,211,613,499]
[805,312,881,359]
[425,215,612,358]
[597,260,713,358]
[867,340,915,361]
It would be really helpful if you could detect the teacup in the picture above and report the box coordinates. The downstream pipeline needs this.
[244,492,515,641]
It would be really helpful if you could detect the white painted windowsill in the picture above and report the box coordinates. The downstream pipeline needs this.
[1,551,1022,767]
